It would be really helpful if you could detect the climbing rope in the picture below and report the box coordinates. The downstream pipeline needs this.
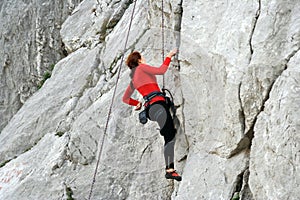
[87,1,137,199]
[161,0,165,89]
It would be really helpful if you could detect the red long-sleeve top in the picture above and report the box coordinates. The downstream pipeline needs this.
[122,57,171,106]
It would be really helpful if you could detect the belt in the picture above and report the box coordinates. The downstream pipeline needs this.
[143,91,165,106]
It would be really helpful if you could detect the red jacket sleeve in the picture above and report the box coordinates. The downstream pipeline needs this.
[140,57,171,75]
[122,83,139,106]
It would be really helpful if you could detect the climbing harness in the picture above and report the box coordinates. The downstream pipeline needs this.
[87,0,137,199]
[143,91,165,104]
[138,91,165,125]
[138,89,176,125]
[143,90,175,113]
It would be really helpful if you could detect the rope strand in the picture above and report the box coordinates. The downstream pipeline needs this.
[87,1,137,199]
[161,0,165,89]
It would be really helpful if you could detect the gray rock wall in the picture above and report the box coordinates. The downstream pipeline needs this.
[0,0,82,131]
[0,0,299,199]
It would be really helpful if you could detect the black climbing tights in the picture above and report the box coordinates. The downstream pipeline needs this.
[148,101,176,169]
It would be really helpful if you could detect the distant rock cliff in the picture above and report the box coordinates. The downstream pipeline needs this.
[0,0,299,199]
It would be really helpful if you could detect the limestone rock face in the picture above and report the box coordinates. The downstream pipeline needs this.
[0,0,299,200]
[0,0,82,131]
[250,51,300,200]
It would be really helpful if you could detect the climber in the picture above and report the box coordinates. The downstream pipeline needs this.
[122,49,182,181]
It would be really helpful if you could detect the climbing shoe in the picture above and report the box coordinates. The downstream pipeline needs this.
[165,170,182,181]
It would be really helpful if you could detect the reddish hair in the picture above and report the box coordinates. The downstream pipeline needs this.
[126,51,141,69]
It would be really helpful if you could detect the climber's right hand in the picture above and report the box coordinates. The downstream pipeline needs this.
[167,48,178,58]
[135,102,142,111]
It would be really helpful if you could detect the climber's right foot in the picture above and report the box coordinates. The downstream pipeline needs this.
[165,169,182,181]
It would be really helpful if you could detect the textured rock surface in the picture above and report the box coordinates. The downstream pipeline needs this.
[250,51,300,200]
[0,0,82,131]
[0,0,299,199]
